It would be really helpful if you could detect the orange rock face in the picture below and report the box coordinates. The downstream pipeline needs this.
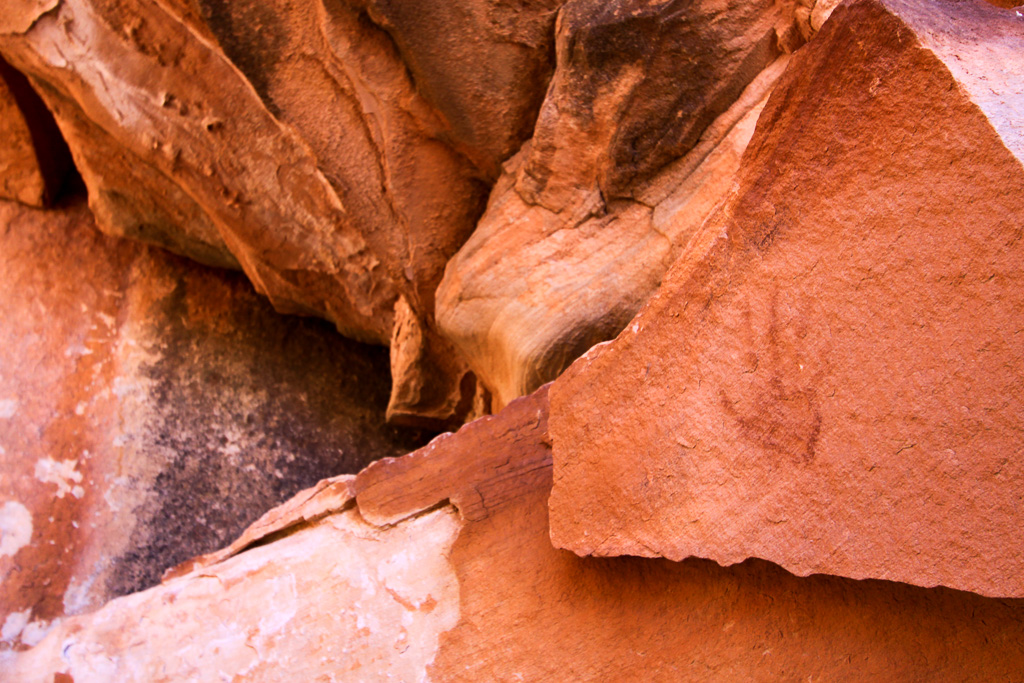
[0,0,566,426]
[0,55,70,206]
[4,388,1024,680]
[0,197,425,649]
[436,0,805,408]
[1,0,1023,673]
[549,0,1024,597]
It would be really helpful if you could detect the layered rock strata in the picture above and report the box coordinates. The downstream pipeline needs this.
[0,197,425,649]
[549,0,1024,597]
[436,0,811,408]
[0,0,565,426]
[4,388,1024,680]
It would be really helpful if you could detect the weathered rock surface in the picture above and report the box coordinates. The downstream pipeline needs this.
[4,387,1024,680]
[0,0,566,425]
[1,0,1023,674]
[166,474,358,578]
[331,0,564,177]
[0,55,70,206]
[0,197,426,649]
[4,500,465,681]
[549,0,1024,597]
[436,0,806,408]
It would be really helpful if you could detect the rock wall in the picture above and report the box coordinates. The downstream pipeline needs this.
[4,388,1023,681]
[0,0,571,427]
[0,197,425,649]
[1,0,1023,677]
[435,0,805,408]
[0,54,70,206]
[0,0,837,422]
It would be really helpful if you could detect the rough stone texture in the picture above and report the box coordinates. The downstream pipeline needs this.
[549,0,1024,597]
[5,387,1024,681]
[355,386,553,527]
[1,0,385,326]
[0,197,426,650]
[0,0,566,425]
[0,55,70,206]
[436,0,805,408]
[521,0,786,202]
[796,0,844,35]
[338,0,565,177]
[2,0,1023,674]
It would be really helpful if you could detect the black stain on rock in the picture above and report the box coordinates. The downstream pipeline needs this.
[105,252,428,598]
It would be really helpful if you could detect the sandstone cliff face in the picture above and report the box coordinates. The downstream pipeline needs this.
[0,197,425,649]
[549,0,1024,597]
[1,0,1023,675]
[0,0,838,422]
[4,388,1024,681]
[0,0,565,426]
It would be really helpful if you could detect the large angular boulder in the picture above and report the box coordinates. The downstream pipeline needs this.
[549,0,1024,597]
[4,387,1024,680]
[0,197,425,649]
[436,0,806,408]
[0,0,565,426]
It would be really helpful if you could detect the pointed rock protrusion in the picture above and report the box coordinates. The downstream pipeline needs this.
[437,0,807,409]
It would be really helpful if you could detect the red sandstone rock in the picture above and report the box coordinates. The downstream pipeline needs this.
[0,0,564,425]
[1,0,1023,673]
[344,0,565,177]
[549,0,1024,597]
[4,387,1024,680]
[0,0,396,338]
[0,198,425,649]
[4,501,465,681]
[522,0,786,204]
[355,386,552,526]
[436,0,805,408]
[0,56,70,206]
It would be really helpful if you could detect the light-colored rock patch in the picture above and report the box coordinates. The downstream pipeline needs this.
[0,506,462,682]
[33,459,85,500]
[0,501,32,558]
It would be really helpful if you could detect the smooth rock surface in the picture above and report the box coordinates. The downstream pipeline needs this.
[0,197,426,649]
[4,387,1024,680]
[437,0,803,408]
[549,0,1024,597]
